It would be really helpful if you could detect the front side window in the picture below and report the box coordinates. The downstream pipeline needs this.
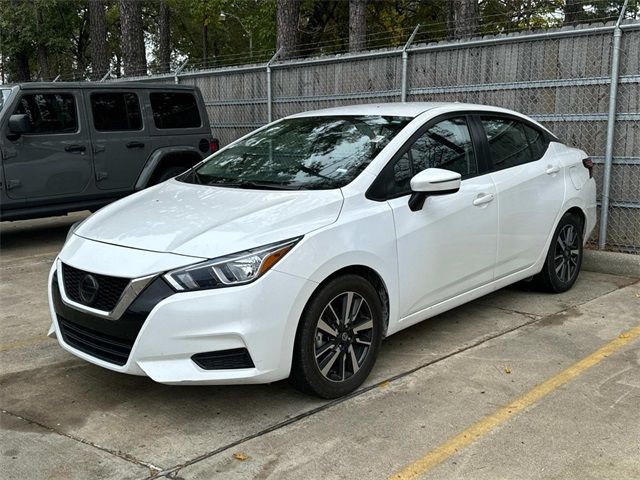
[179,115,411,190]
[481,117,547,170]
[150,92,200,129]
[13,93,77,134]
[91,92,142,131]
[390,116,477,196]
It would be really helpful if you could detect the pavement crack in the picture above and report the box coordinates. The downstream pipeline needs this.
[1,409,163,475]
[147,280,640,479]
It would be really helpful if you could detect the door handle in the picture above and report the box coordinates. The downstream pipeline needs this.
[126,141,145,149]
[473,193,495,206]
[546,165,560,175]
[65,144,86,153]
[6,179,21,190]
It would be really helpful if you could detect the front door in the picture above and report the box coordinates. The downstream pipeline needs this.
[2,91,93,201]
[84,90,151,190]
[386,115,498,319]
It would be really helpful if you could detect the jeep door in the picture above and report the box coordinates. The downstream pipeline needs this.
[2,90,93,202]
[85,89,152,191]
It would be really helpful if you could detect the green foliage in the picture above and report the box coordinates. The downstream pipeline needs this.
[0,0,637,82]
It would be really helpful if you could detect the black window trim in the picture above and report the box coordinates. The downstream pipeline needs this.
[89,90,144,133]
[475,112,556,173]
[13,91,80,136]
[366,111,491,202]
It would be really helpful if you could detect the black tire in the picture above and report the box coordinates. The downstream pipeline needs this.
[533,212,583,293]
[290,274,384,398]
[153,166,188,185]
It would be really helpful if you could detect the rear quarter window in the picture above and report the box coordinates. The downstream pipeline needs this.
[150,91,201,129]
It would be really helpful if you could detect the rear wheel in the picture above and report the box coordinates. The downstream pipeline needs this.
[290,275,383,398]
[533,213,583,293]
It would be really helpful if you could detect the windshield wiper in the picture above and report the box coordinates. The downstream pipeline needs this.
[214,180,300,190]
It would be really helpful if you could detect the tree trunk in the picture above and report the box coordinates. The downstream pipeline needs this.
[119,0,147,76]
[158,0,170,73]
[453,0,479,39]
[349,0,367,52]
[89,0,110,80]
[14,53,31,82]
[34,5,51,80]
[564,0,582,25]
[202,22,208,66]
[277,0,300,59]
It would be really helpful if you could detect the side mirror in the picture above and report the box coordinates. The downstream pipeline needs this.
[408,168,461,212]
[7,114,32,140]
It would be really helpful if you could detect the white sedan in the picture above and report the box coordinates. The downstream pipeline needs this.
[48,103,596,398]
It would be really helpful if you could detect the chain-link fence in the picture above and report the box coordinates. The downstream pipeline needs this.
[122,21,640,254]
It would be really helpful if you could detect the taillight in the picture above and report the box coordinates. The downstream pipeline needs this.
[582,158,593,178]
[210,138,220,153]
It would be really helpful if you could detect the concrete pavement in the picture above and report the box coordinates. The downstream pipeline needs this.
[1,214,638,479]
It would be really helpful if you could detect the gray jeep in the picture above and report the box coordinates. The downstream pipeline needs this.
[0,82,216,221]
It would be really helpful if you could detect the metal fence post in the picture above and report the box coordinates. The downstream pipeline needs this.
[401,25,420,102]
[174,59,188,84]
[266,48,282,123]
[598,0,628,249]
[99,67,114,82]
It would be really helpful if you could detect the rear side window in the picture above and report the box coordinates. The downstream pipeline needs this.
[481,117,548,170]
[150,92,201,129]
[14,93,77,134]
[90,92,142,131]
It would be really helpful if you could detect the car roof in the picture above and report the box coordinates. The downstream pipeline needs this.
[9,82,196,91]
[287,102,530,119]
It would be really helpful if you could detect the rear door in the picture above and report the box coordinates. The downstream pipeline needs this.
[2,90,93,201]
[85,89,152,190]
[478,115,565,278]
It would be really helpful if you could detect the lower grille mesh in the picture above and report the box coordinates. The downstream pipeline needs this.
[58,317,133,366]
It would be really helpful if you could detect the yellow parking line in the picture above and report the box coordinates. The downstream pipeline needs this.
[390,325,640,480]
[0,335,50,353]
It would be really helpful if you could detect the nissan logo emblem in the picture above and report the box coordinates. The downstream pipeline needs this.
[79,274,99,305]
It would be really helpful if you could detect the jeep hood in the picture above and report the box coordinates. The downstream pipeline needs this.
[75,179,344,259]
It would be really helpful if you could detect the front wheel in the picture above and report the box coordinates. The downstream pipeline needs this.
[290,275,384,398]
[533,212,583,293]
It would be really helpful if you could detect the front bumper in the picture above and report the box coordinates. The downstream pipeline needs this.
[48,242,318,385]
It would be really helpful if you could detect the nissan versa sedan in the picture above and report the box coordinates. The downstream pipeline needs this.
[48,103,596,398]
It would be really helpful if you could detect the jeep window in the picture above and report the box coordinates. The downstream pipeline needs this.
[13,93,77,134]
[91,92,142,131]
[150,92,201,129]
[0,89,11,111]
[179,116,411,190]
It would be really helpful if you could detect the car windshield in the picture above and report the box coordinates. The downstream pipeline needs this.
[179,115,411,190]
[0,89,11,111]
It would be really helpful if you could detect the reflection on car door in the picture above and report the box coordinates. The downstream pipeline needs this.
[387,116,498,320]
[480,116,565,278]
[85,90,152,191]
[2,91,93,201]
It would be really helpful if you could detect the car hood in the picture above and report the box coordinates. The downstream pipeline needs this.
[75,180,344,259]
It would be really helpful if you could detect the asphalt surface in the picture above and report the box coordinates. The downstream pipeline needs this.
[1,213,639,480]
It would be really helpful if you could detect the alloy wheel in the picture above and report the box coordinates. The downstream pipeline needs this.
[314,291,374,382]
[554,224,580,283]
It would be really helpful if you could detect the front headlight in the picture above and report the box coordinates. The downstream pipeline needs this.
[164,237,301,291]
